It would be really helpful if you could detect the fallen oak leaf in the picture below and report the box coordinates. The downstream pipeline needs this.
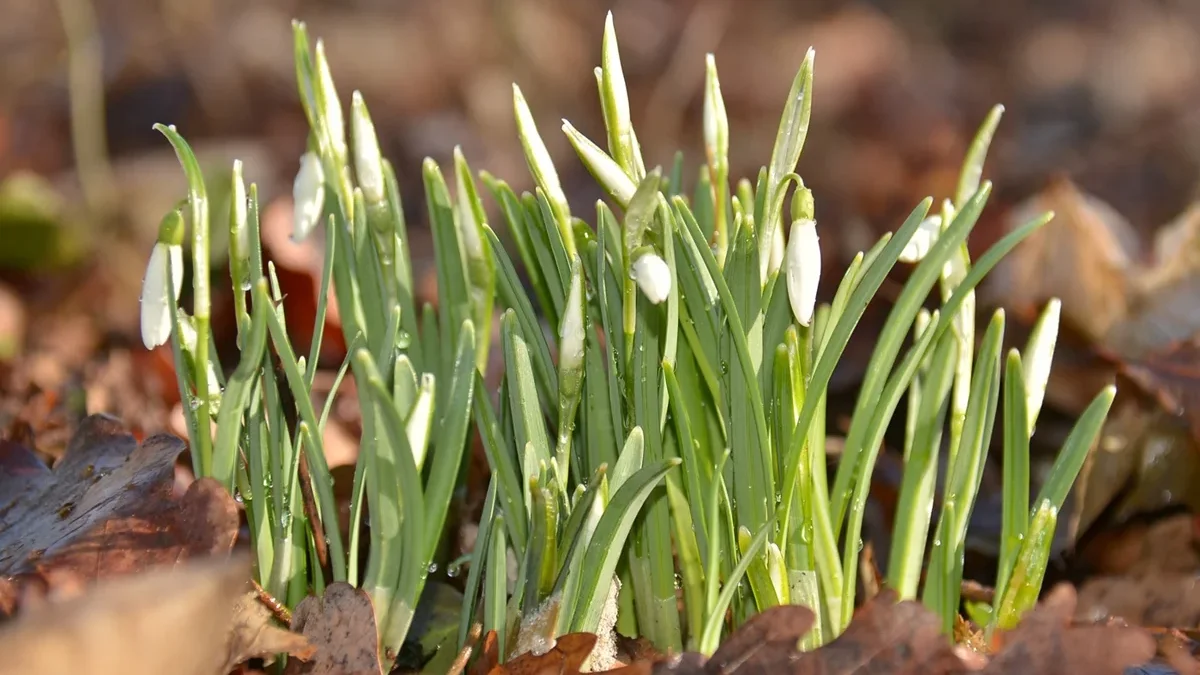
[285,582,382,675]
[0,414,238,588]
[0,556,248,675]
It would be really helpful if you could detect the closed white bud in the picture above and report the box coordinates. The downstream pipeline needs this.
[1022,298,1061,432]
[314,40,346,160]
[140,241,184,349]
[632,253,671,305]
[703,53,728,173]
[562,119,636,207]
[900,214,942,263]
[786,219,820,327]
[352,92,385,204]
[559,266,586,375]
[513,84,570,223]
[292,152,326,242]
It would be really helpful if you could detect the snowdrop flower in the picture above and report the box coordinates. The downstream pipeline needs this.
[292,152,325,242]
[632,252,671,305]
[140,210,185,349]
[899,214,942,263]
[351,91,385,204]
[786,219,820,326]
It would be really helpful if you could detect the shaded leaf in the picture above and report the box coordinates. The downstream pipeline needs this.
[1118,338,1200,445]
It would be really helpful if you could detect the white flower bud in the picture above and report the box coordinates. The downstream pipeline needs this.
[292,152,326,242]
[786,219,820,327]
[352,91,385,204]
[513,84,570,223]
[314,40,346,161]
[140,242,184,349]
[899,214,942,263]
[562,119,636,207]
[632,253,671,305]
[1022,298,1061,432]
[559,266,586,376]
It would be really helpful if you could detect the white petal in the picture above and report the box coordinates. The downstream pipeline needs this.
[292,152,326,242]
[899,214,942,263]
[169,244,184,301]
[632,253,671,305]
[140,243,174,349]
[786,219,820,326]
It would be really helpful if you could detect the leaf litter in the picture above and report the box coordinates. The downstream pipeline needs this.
[464,587,1156,675]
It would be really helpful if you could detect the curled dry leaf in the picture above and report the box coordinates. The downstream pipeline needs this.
[0,556,247,675]
[0,414,238,590]
[284,582,382,675]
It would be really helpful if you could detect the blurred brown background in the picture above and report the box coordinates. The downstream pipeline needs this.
[6,0,1200,236]
[4,0,1200,438]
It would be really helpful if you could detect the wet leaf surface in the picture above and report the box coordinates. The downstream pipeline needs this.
[284,582,382,675]
[0,414,238,585]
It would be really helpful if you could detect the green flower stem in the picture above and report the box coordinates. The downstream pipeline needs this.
[155,123,214,477]
[253,279,347,582]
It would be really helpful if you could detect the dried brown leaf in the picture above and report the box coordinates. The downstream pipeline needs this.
[0,556,247,675]
[983,176,1136,344]
[0,415,238,587]
[284,582,382,675]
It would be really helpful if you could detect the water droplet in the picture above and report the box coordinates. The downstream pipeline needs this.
[240,280,252,292]
[933,538,941,547]
[427,562,439,574]
[188,397,201,410]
